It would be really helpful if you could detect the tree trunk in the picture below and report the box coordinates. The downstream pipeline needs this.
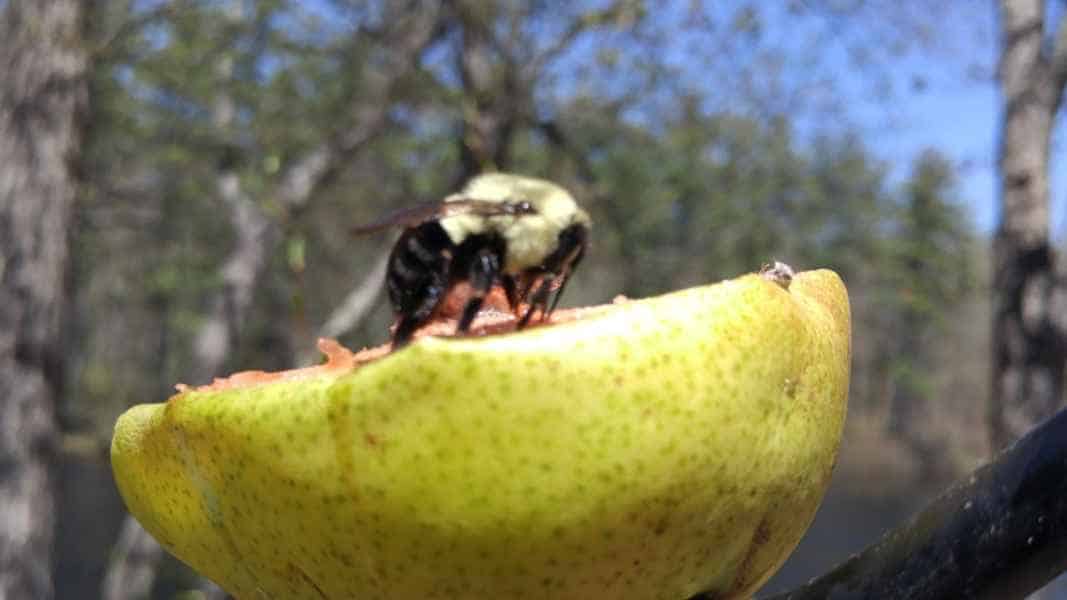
[0,1,87,599]
[454,4,519,184]
[990,0,1067,451]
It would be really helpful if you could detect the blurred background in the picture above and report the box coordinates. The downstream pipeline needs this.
[3,0,1067,598]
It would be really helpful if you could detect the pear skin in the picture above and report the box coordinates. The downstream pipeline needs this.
[111,269,850,599]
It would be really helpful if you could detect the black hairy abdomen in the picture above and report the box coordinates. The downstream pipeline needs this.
[387,222,454,316]
[387,221,507,318]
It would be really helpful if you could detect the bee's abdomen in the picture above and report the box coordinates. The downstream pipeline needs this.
[387,222,454,315]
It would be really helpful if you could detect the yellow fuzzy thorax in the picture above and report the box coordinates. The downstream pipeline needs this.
[438,173,591,272]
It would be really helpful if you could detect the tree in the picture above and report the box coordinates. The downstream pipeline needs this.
[991,0,1067,451]
[887,151,974,464]
[0,1,88,599]
[100,1,444,596]
[45,0,995,596]
[444,1,645,185]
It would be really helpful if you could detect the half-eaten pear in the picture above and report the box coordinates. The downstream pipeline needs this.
[111,268,850,599]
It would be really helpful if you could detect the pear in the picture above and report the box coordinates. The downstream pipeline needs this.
[111,268,850,599]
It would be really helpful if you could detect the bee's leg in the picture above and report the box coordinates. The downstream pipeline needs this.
[392,282,445,349]
[457,247,501,333]
[392,318,420,349]
[510,272,538,314]
[501,274,520,314]
[547,271,572,317]
[546,247,584,318]
[547,226,587,316]
[518,276,554,328]
[519,224,588,326]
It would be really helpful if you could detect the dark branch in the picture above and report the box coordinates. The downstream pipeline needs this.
[274,0,442,215]
[530,2,638,74]
[298,248,391,366]
[90,1,187,61]
[703,406,1067,600]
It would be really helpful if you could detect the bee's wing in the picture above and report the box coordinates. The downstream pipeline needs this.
[351,198,533,235]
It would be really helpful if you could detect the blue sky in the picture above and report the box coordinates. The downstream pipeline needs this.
[664,2,1067,237]
[299,1,1067,236]
[836,5,1067,236]
[898,70,1067,237]
[594,1,1067,236]
[874,60,1003,233]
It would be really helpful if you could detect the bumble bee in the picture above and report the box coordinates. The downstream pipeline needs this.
[354,173,590,348]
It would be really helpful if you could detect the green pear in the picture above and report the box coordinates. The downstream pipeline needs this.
[112,268,850,599]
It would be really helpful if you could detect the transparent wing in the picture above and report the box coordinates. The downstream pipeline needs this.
[351,198,534,235]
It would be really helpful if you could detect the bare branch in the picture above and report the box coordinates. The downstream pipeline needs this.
[453,5,513,179]
[297,248,391,366]
[315,248,390,341]
[530,1,641,75]
[538,121,594,181]
[189,174,274,384]
[275,1,443,214]
[189,10,276,385]
[102,519,228,600]
[100,521,163,600]
[90,0,188,60]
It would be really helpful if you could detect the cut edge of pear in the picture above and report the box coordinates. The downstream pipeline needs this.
[173,262,839,399]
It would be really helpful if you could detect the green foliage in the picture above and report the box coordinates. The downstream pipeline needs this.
[883,150,976,429]
[75,0,980,474]
[894,149,975,322]
[528,98,903,303]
